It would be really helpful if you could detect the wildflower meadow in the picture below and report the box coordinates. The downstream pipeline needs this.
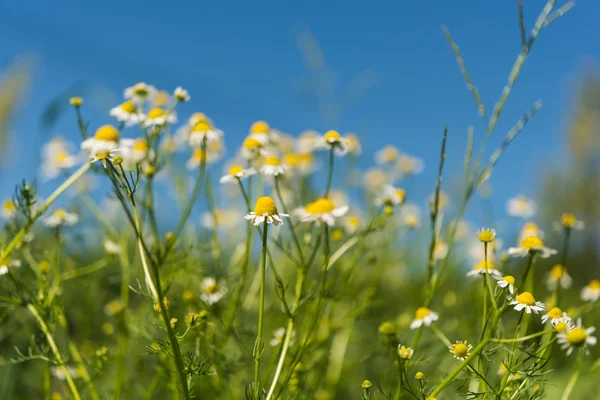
[1,1,599,399]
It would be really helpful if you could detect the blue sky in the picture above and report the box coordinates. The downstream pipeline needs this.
[0,0,596,225]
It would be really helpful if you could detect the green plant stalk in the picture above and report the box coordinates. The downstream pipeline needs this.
[27,304,82,400]
[205,173,223,269]
[145,177,161,251]
[324,146,335,198]
[561,356,581,400]
[68,340,100,400]
[520,253,537,337]
[253,221,269,398]
[115,231,130,400]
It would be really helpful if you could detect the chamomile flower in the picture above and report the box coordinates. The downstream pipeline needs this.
[143,107,176,127]
[152,90,171,107]
[552,316,574,333]
[249,121,274,145]
[410,307,439,329]
[240,137,264,160]
[219,165,257,183]
[44,209,79,228]
[260,156,286,176]
[109,101,145,126]
[200,208,241,230]
[557,319,597,356]
[397,345,414,359]
[120,138,151,167]
[433,240,449,261]
[395,153,425,176]
[124,82,157,103]
[375,145,399,165]
[343,133,361,155]
[189,119,224,146]
[466,261,501,279]
[428,191,449,213]
[508,236,557,258]
[342,215,362,234]
[376,185,406,207]
[362,168,388,192]
[581,279,600,302]
[546,264,572,291]
[1,199,16,219]
[398,204,421,229]
[81,124,121,164]
[510,292,545,314]
[103,239,121,256]
[270,327,295,347]
[294,198,349,226]
[0,257,21,276]
[541,307,568,324]
[554,213,585,231]
[449,341,472,361]
[497,275,516,294]
[245,196,288,226]
[476,228,496,243]
[173,87,190,102]
[40,137,78,180]
[314,130,350,155]
[200,277,228,305]
[518,222,544,243]
[186,145,222,169]
[506,195,536,218]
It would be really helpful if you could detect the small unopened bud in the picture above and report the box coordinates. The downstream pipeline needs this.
[170,318,178,329]
[69,96,83,107]
[415,372,425,380]
[361,379,372,389]
[113,156,123,166]
[144,165,156,177]
[384,205,394,217]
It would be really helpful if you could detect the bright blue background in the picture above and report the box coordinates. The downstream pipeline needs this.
[0,0,595,224]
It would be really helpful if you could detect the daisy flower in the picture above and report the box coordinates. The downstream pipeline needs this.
[397,345,414,360]
[200,209,241,230]
[510,292,545,314]
[554,213,584,231]
[103,239,121,256]
[81,124,121,164]
[314,130,350,155]
[518,222,543,243]
[476,227,496,243]
[557,319,597,356]
[546,264,572,291]
[428,191,449,213]
[433,240,449,261]
[109,101,145,126]
[410,307,439,329]
[44,209,79,228]
[69,96,83,107]
[294,198,349,226]
[245,196,288,226]
[189,119,224,147]
[581,279,600,302]
[541,307,569,324]
[342,215,361,234]
[143,107,176,127]
[186,145,222,169]
[0,257,21,276]
[449,341,473,361]
[219,165,257,183]
[552,316,574,334]
[270,327,296,347]
[240,137,264,160]
[260,156,286,176]
[152,90,171,107]
[124,82,157,103]
[395,153,425,176]
[295,130,320,153]
[200,277,228,305]
[497,275,516,294]
[506,195,536,218]
[343,133,361,155]
[375,145,399,165]
[40,136,78,180]
[249,120,273,145]
[508,236,557,258]
[283,152,315,176]
[174,87,190,102]
[376,185,406,207]
[1,199,16,219]
[466,261,501,279]
[398,204,421,229]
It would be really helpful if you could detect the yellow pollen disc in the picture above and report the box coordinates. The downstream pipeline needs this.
[147,108,165,119]
[265,156,281,166]
[561,213,576,227]
[453,343,468,358]
[555,321,569,333]
[192,120,213,132]
[120,101,136,113]
[522,222,539,231]
[228,166,244,176]
[153,91,170,107]
[254,196,278,216]
[589,280,600,290]
[475,261,493,271]
[54,209,67,219]
[551,265,565,280]
[205,282,219,294]
[134,139,148,151]
[415,307,430,320]
[69,96,83,106]
[567,327,587,346]
[133,83,149,96]
[243,137,262,149]
[516,292,536,306]
[503,275,515,286]
[298,153,313,164]
[346,216,360,227]
[477,230,495,242]
[395,188,406,200]
[324,130,341,141]
[382,146,399,162]
[305,198,335,214]
[331,229,344,241]
[251,121,270,134]
[56,151,69,163]
[3,200,15,211]
[521,236,544,249]
[547,307,562,319]
[94,125,119,142]
[398,347,412,359]
[283,153,299,166]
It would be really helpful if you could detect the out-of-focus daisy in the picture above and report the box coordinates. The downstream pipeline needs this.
[245,196,288,226]
[124,82,157,103]
[120,138,150,168]
[518,222,544,243]
[362,168,387,192]
[342,215,361,234]
[410,307,439,329]
[295,130,320,153]
[329,190,349,209]
[554,213,585,231]
[0,257,21,276]
[395,153,425,176]
[428,191,449,213]
[557,319,597,356]
[240,137,264,160]
[510,292,545,314]
[103,239,121,256]
[152,90,171,107]
[283,153,315,176]
[375,145,399,165]
[398,204,421,229]
[476,228,496,243]
[433,240,449,261]
[249,120,274,145]
[189,119,224,147]
[449,341,472,361]
[260,156,286,176]
[143,107,176,127]
[1,199,16,219]
[466,260,501,279]
[397,345,414,359]
[81,124,121,164]
[200,277,228,305]
[581,279,600,302]
[201,208,241,230]
[546,264,572,291]
[109,101,145,126]
[506,195,536,218]
[508,236,556,258]
[541,307,569,324]
[343,133,361,155]
[174,87,190,102]
[44,209,79,228]
[314,130,350,155]
[376,185,406,207]
[270,327,296,347]
[40,136,78,180]
[497,275,516,294]
[294,198,349,226]
[219,165,257,183]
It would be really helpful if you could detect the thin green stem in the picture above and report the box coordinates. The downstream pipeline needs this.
[324,147,335,198]
[253,221,269,398]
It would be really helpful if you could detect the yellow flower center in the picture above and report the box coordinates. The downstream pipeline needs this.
[94,125,119,142]
[567,327,587,346]
[69,96,83,106]
[192,120,213,132]
[475,261,494,271]
[550,265,565,280]
[120,101,136,114]
[381,146,399,162]
[589,280,600,290]
[561,213,576,228]
[265,156,281,166]
[153,91,170,107]
[205,282,219,295]
[520,236,544,250]
[522,222,539,232]
[503,275,515,286]
[3,200,15,211]
[251,120,270,135]
[147,108,165,119]
[243,137,262,149]
[134,139,148,151]
[298,153,313,164]
[305,198,335,214]
[395,188,406,201]
[254,196,278,216]
[547,307,562,319]
[283,153,299,166]
[346,216,360,228]
[453,343,469,358]
[228,165,244,176]
[378,321,396,335]
[54,209,68,219]
[331,229,344,241]
[398,347,412,359]
[56,151,70,163]
[477,230,495,243]
[516,292,536,306]
[324,130,341,141]
[555,321,569,333]
[133,83,149,96]
[415,307,431,320]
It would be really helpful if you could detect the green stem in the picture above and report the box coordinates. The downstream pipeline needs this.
[324,147,335,198]
[253,221,269,398]
[561,359,580,400]
[491,329,552,343]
